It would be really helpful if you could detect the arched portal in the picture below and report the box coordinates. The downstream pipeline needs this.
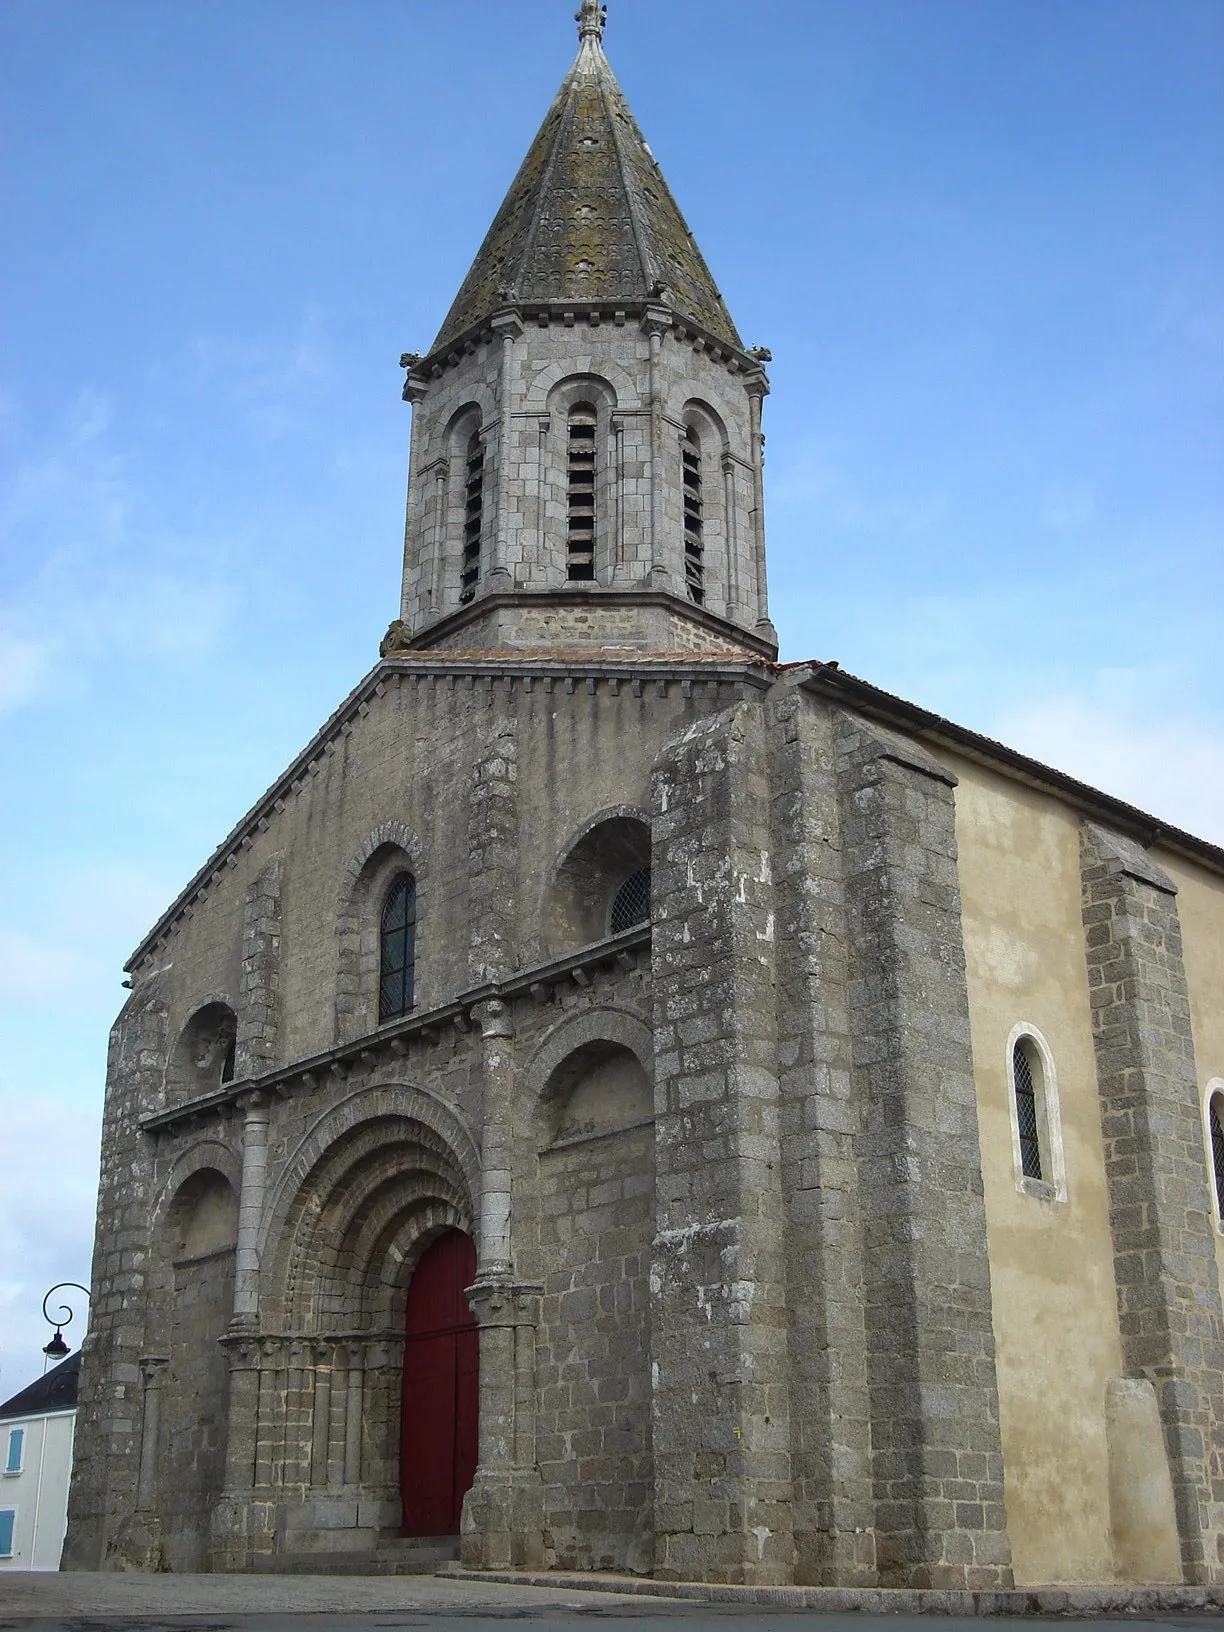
[400,1229,479,1537]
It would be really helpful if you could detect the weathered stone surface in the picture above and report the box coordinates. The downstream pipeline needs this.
[1080,823,1224,1585]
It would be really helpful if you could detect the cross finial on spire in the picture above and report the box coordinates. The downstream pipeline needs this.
[576,0,606,44]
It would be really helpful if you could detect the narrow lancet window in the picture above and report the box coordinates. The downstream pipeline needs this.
[460,431,484,604]
[1012,1040,1042,1181]
[567,404,597,580]
[379,873,417,1022]
[682,426,704,604]
[1210,1094,1224,1219]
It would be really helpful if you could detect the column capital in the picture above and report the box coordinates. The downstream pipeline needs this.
[139,1355,169,1387]
[466,1277,543,1328]
[491,306,525,341]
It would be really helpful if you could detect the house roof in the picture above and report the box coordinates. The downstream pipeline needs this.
[428,2,742,356]
[0,1352,82,1421]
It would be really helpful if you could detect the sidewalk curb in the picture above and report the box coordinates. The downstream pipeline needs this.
[437,1566,1224,1616]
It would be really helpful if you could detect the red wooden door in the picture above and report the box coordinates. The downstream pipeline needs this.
[400,1230,479,1536]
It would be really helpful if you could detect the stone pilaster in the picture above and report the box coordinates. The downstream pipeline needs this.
[238,855,282,1074]
[650,703,794,1586]
[461,1281,545,1570]
[835,713,1011,1590]
[1080,823,1224,1584]
[468,731,519,988]
[211,1334,270,1570]
[771,686,875,1585]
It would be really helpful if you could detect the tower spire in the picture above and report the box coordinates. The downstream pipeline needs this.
[576,0,606,45]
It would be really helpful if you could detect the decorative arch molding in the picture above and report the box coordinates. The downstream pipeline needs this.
[335,823,427,1041]
[443,399,487,453]
[544,808,652,954]
[545,371,621,418]
[258,1080,481,1271]
[530,361,635,413]
[527,1005,655,1106]
[549,805,652,887]
[163,994,240,1105]
[151,1140,242,1241]
[421,377,498,449]
[680,396,730,453]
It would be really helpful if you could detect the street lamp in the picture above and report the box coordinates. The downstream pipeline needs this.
[41,1283,90,1362]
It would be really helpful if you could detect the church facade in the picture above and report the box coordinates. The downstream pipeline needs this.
[65,3,1224,1590]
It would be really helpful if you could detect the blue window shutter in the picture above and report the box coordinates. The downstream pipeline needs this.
[0,1508,15,1556]
[4,1430,22,1474]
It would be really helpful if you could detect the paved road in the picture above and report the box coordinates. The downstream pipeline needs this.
[1,1575,1222,1632]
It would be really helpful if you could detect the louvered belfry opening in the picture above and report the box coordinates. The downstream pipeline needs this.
[460,430,485,604]
[567,404,597,580]
[682,426,704,604]
[1013,1041,1042,1181]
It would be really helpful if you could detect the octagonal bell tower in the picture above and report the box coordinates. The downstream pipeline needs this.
[388,1,777,661]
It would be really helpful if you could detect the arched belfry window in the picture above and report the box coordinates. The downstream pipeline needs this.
[682,426,705,604]
[460,430,485,604]
[1208,1089,1224,1223]
[379,873,417,1022]
[567,404,597,580]
[609,867,651,935]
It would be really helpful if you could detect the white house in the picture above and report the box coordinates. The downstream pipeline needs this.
[0,1353,80,1571]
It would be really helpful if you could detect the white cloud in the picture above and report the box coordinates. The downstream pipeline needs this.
[0,394,233,716]
[993,694,1224,847]
[0,1098,101,1401]
[0,630,56,713]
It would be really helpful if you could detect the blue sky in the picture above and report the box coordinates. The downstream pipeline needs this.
[1,0,1220,1392]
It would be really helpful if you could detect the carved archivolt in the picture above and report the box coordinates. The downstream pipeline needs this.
[259,1082,479,1332]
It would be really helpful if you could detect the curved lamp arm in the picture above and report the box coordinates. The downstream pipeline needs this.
[41,1281,91,1358]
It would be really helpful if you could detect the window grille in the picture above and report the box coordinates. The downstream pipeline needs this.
[0,1508,14,1558]
[379,873,417,1022]
[682,427,704,605]
[4,1430,23,1476]
[1210,1095,1224,1218]
[610,867,651,935]
[460,431,484,604]
[1013,1041,1042,1181]
[567,405,597,580]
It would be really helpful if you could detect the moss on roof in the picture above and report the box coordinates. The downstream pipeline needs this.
[430,29,742,354]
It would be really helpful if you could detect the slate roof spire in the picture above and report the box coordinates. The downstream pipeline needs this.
[428,3,743,355]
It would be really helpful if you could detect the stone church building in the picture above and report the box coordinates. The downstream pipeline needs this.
[65,1,1224,1590]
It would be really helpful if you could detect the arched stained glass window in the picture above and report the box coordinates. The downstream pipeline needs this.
[380,873,417,1022]
[1209,1093,1224,1219]
[1012,1040,1042,1181]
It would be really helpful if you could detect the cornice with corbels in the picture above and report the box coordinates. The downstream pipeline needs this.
[139,921,651,1140]
[401,301,770,400]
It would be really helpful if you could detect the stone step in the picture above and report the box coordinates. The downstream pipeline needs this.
[247,1536,460,1575]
